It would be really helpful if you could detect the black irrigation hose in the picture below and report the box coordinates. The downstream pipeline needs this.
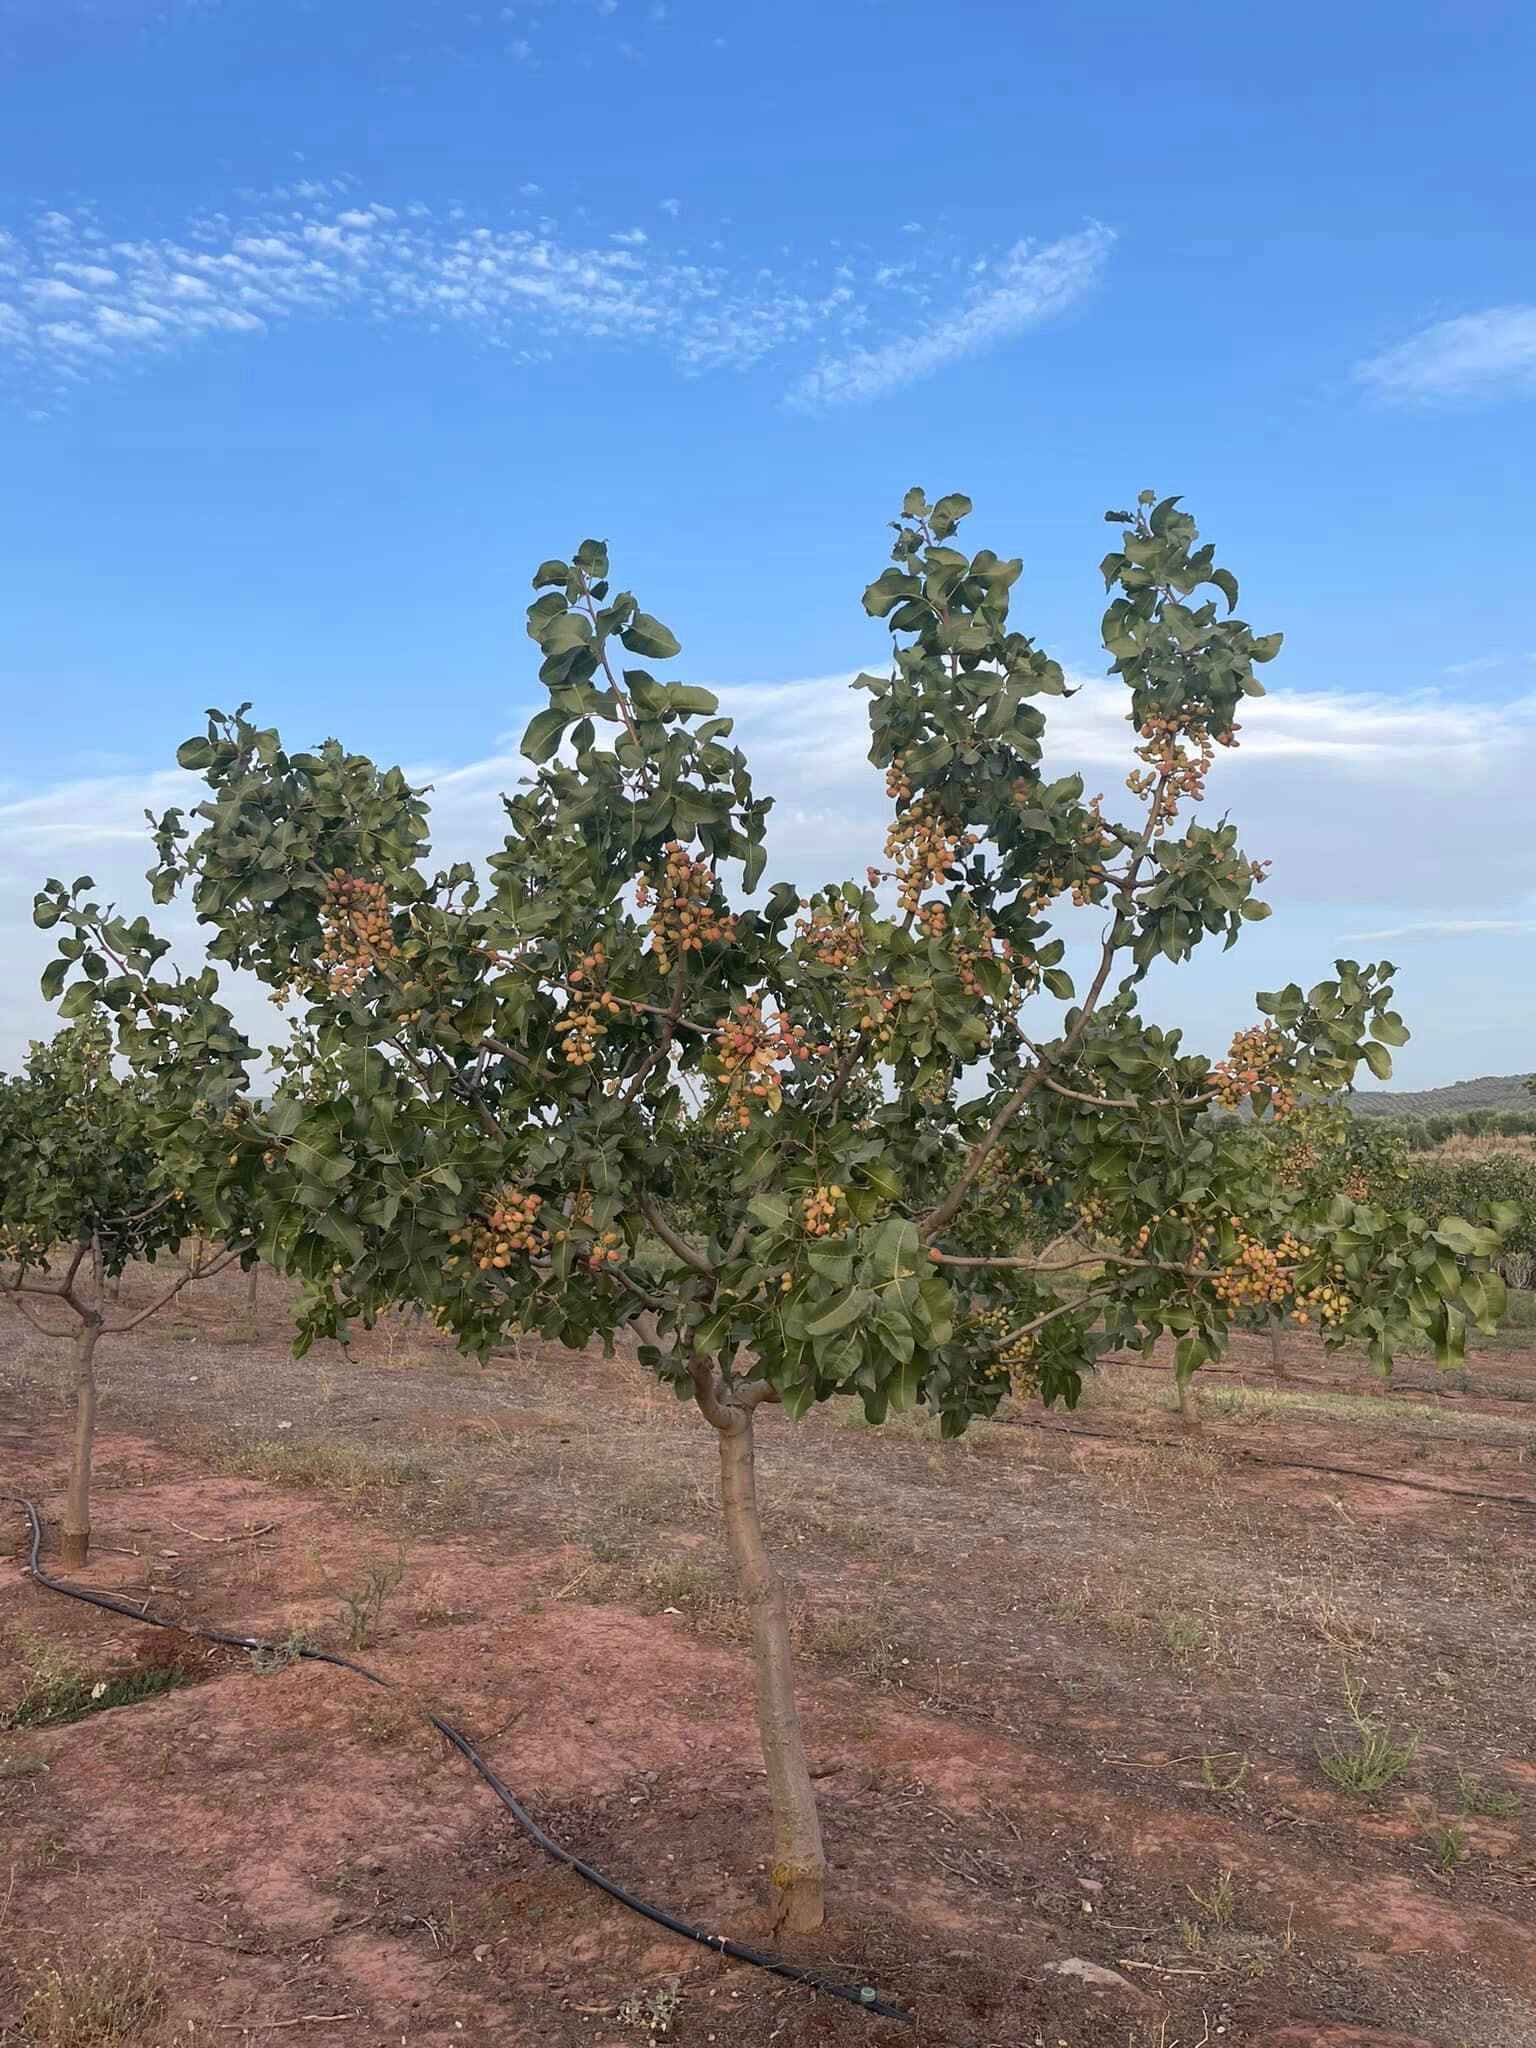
[2,1493,913,2029]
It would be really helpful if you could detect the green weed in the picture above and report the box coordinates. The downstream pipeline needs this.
[1316,1670,1417,1796]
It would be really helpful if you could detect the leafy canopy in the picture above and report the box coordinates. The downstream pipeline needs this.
[0,1021,199,1277]
[32,491,1511,1418]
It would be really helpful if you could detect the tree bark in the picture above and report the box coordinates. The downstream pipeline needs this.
[714,1409,827,1933]
[1176,1373,1202,1437]
[246,1260,260,1313]
[61,1316,103,1569]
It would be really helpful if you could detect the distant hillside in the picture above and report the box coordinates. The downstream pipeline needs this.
[1349,1075,1534,1118]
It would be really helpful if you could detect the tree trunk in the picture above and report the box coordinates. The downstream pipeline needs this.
[1268,1320,1291,1381]
[715,1412,827,1934]
[61,1317,103,1569]
[246,1260,260,1313]
[1176,1373,1202,1437]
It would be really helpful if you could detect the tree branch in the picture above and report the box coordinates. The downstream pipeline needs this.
[921,761,1176,1240]
[107,1241,252,1334]
[640,1195,713,1276]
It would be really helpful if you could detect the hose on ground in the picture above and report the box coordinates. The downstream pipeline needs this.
[1,1492,913,2029]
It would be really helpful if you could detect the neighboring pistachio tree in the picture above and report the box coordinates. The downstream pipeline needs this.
[34,489,1510,1932]
[0,1019,253,1565]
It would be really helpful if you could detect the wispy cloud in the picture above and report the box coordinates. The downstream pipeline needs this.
[1358,306,1536,401]
[1345,917,1536,941]
[0,189,1112,413]
[784,226,1112,410]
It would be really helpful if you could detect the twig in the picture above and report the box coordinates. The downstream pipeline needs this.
[217,2016,359,2032]
[1100,1751,1238,1771]
[170,1521,278,1546]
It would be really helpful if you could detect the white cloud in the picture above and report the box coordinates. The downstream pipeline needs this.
[1345,918,1536,941]
[785,225,1112,409]
[1443,654,1505,676]
[1359,306,1536,401]
[0,191,1115,412]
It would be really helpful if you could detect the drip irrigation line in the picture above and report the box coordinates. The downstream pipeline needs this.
[1,1493,913,2030]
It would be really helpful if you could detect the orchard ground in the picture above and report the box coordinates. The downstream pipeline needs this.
[3,1270,1535,2048]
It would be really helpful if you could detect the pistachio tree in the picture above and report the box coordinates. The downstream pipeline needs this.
[0,1019,252,1564]
[34,489,1509,1931]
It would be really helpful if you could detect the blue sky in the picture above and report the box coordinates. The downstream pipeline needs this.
[1,0,1533,1085]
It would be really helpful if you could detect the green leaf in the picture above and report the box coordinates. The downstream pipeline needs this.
[806,1290,870,1340]
[521,708,569,764]
[620,613,682,661]
[1434,1216,1499,1258]
[1360,1040,1393,1082]
[1042,968,1075,1000]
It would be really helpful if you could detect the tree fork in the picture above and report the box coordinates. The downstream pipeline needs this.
[709,1394,827,1934]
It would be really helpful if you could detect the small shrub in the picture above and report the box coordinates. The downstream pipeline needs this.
[325,1543,408,1650]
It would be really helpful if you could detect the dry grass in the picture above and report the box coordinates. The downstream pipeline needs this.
[211,1438,430,1497]
[21,1949,165,2046]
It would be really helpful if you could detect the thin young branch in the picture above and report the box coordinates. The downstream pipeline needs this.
[107,1242,252,1334]
[640,1195,713,1276]
[921,760,1177,1240]
[996,1283,1121,1347]
[609,1265,673,1315]
[935,1244,1299,1284]
[0,1288,73,1339]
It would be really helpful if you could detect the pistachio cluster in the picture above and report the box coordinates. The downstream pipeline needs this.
[1293,1267,1355,1329]
[318,871,398,994]
[556,942,622,1067]
[1126,714,1237,835]
[885,795,977,917]
[637,842,738,974]
[712,999,819,1128]
[449,1189,548,1270]
[1211,1024,1296,1116]
[801,1184,846,1236]
[1209,1226,1310,1310]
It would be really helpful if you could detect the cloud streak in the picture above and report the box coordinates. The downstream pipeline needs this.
[784,226,1112,409]
[1358,306,1536,401]
[0,189,1110,413]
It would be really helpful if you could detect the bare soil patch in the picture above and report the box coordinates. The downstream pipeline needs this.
[3,1267,1534,2046]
